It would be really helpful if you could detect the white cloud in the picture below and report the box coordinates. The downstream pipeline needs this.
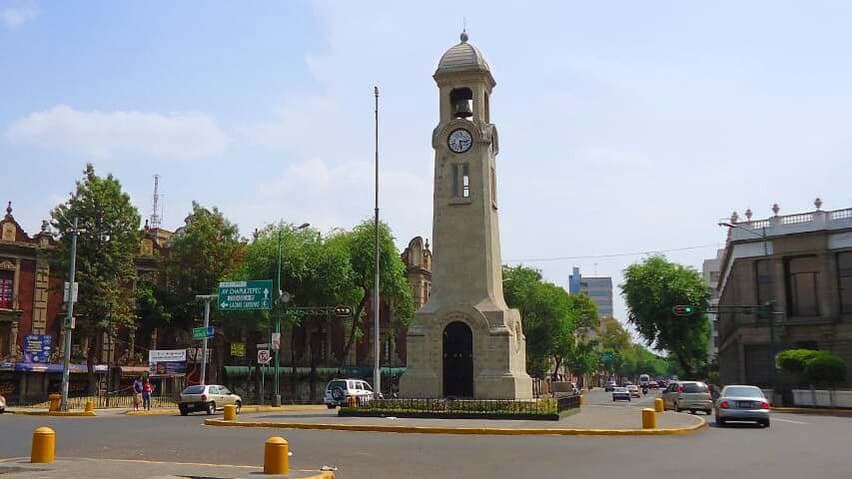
[5,105,231,160]
[1,5,38,30]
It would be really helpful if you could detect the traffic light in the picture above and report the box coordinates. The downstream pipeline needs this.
[334,305,352,317]
[673,305,695,316]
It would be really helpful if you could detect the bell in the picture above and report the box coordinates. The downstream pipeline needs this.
[452,99,473,118]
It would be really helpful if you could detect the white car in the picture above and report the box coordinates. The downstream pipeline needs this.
[324,379,376,408]
[177,384,242,416]
[626,384,641,398]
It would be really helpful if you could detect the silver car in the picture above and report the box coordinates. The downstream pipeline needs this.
[714,385,770,427]
[661,381,713,414]
[178,384,242,416]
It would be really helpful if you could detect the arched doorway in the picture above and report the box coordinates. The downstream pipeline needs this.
[443,321,473,398]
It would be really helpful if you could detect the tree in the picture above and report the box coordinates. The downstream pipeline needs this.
[621,255,711,377]
[565,338,600,388]
[52,164,141,391]
[337,219,414,366]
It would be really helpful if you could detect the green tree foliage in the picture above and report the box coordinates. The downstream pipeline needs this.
[51,164,141,386]
[147,202,243,333]
[338,219,413,365]
[503,265,600,378]
[621,255,711,377]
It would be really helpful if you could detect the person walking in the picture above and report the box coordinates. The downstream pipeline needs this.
[132,377,143,411]
[142,378,155,411]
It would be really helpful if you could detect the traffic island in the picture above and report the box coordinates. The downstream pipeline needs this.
[125,404,329,416]
[205,405,707,436]
[0,458,335,479]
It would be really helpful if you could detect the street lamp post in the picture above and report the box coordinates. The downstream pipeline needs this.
[718,221,776,390]
[373,85,381,398]
[274,222,309,407]
[60,216,80,411]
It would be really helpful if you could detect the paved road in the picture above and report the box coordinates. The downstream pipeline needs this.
[1,400,849,478]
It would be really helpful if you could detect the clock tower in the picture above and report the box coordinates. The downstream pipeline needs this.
[400,32,532,400]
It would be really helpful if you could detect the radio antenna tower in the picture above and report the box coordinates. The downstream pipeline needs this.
[150,174,162,230]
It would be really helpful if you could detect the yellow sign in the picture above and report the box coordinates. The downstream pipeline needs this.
[230,342,246,358]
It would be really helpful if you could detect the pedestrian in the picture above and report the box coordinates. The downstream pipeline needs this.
[142,378,155,411]
[132,376,143,411]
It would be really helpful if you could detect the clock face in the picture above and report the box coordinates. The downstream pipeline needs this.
[448,128,473,153]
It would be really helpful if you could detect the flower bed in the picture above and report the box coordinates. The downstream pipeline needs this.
[339,396,579,421]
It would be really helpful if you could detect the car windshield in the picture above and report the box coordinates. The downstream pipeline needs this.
[182,385,205,394]
[723,386,763,397]
[614,387,627,392]
[682,383,708,393]
[327,380,346,391]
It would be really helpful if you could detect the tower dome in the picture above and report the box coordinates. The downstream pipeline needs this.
[435,31,491,75]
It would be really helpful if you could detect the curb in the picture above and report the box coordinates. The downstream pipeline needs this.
[9,410,96,417]
[203,414,707,436]
[772,407,852,417]
[125,404,328,416]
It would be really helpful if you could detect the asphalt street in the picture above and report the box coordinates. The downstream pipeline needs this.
[1,391,849,479]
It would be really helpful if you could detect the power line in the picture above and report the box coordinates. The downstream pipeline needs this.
[506,243,721,263]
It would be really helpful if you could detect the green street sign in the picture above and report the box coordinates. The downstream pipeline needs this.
[218,280,273,311]
[192,326,214,340]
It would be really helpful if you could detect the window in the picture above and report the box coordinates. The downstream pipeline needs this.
[452,163,470,198]
[787,256,820,317]
[839,252,852,313]
[755,260,774,305]
[0,270,12,309]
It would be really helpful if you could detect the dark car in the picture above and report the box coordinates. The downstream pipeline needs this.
[605,381,618,392]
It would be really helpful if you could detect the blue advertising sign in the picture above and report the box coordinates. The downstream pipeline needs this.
[23,335,53,363]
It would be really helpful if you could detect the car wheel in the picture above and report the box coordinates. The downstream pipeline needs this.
[207,401,216,415]
[716,417,726,427]
[704,410,712,415]
[327,404,336,409]
[690,409,696,415]
[234,401,241,415]
[179,405,188,416]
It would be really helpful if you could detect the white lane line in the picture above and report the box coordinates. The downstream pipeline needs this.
[773,417,808,424]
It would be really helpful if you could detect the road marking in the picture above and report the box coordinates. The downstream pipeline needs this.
[773,417,808,424]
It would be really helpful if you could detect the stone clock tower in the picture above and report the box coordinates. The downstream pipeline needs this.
[400,32,532,400]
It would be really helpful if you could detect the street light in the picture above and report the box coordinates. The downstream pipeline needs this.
[718,220,776,392]
[274,222,310,407]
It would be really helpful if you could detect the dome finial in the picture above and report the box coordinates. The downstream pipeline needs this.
[460,29,468,43]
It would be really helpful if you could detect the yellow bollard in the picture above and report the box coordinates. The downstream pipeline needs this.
[654,398,664,413]
[579,395,584,406]
[48,394,62,412]
[31,427,55,463]
[642,408,657,429]
[85,400,94,414]
[223,404,237,421]
[263,436,289,475]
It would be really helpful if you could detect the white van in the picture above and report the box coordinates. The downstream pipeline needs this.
[639,374,650,387]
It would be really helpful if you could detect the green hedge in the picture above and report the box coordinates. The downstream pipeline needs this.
[776,349,848,386]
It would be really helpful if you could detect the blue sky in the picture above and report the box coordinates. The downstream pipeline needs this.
[2,1,851,332]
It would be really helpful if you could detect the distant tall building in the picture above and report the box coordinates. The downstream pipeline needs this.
[569,267,614,318]
[702,250,723,362]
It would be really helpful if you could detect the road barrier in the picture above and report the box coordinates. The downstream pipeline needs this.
[263,436,289,475]
[223,404,237,421]
[85,400,94,413]
[31,427,55,463]
[641,408,657,429]
[654,398,664,413]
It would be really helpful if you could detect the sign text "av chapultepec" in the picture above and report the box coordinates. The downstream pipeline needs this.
[218,280,273,311]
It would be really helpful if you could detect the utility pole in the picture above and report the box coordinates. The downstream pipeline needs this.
[373,85,381,398]
[196,295,216,385]
[60,216,79,411]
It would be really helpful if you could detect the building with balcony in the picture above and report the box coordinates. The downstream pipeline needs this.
[716,201,852,390]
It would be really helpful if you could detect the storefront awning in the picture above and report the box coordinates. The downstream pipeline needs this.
[118,366,150,376]
[0,362,107,373]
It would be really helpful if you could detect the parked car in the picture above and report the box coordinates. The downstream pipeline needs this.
[605,381,618,392]
[324,378,376,408]
[661,381,712,415]
[627,384,641,398]
[0,393,5,413]
[714,385,771,428]
[612,387,631,402]
[178,384,242,416]
[649,381,659,389]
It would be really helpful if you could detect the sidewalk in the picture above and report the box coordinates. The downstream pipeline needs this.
[0,458,335,479]
[212,404,706,436]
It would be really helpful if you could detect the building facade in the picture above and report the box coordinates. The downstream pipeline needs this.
[716,202,852,390]
[569,266,614,318]
[702,250,723,362]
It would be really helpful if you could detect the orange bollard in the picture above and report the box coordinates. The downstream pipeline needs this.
[263,436,289,475]
[31,427,55,463]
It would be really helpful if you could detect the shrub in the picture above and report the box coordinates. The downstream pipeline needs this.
[776,349,816,374]
[804,351,847,386]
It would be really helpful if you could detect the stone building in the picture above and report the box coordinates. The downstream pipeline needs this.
[400,32,533,399]
[716,201,852,390]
